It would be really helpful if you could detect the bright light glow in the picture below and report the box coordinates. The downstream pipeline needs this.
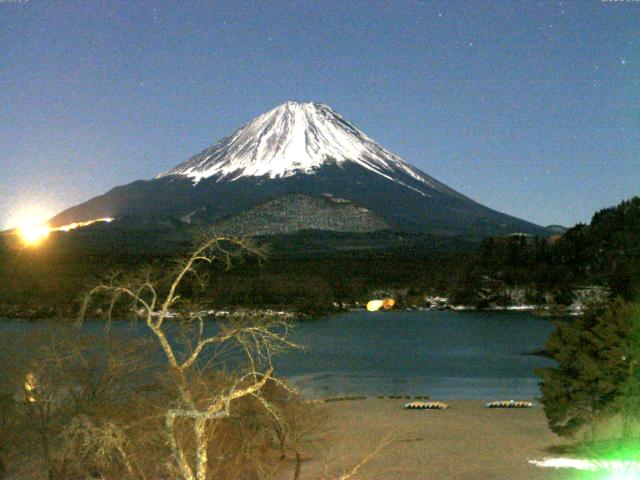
[3,210,114,248]
[5,210,52,247]
[382,298,396,310]
[55,217,114,232]
[605,471,640,480]
[530,457,640,477]
[18,221,50,246]
[366,298,396,311]
[24,372,37,403]
[366,300,385,312]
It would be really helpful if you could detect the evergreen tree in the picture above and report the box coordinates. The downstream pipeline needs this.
[536,299,640,438]
[609,302,640,438]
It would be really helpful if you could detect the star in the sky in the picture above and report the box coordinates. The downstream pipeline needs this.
[621,59,627,65]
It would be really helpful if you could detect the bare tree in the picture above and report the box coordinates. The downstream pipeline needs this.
[263,391,323,480]
[0,235,389,479]
[80,236,298,480]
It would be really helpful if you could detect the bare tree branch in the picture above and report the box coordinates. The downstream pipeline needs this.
[79,236,295,480]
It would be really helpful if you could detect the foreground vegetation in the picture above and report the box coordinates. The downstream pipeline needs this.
[0,236,381,480]
[536,298,640,478]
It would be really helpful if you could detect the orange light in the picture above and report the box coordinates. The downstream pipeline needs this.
[382,298,396,310]
[366,298,396,312]
[4,209,52,247]
[4,207,114,248]
[17,220,50,246]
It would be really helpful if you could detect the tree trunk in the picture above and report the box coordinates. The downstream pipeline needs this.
[590,413,599,442]
[621,404,632,440]
[166,413,195,480]
[293,450,302,480]
[37,405,53,480]
[195,418,208,480]
[278,429,287,460]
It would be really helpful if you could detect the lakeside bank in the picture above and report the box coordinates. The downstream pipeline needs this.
[281,398,570,480]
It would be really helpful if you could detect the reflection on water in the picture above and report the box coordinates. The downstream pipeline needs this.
[0,310,556,399]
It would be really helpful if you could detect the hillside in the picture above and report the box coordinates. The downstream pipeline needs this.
[450,197,640,306]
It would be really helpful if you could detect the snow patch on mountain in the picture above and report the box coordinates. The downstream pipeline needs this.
[158,101,448,197]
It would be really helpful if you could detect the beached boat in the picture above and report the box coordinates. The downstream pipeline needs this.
[485,400,533,408]
[404,401,449,410]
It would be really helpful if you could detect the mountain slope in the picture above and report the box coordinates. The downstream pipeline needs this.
[209,193,390,236]
[51,101,548,238]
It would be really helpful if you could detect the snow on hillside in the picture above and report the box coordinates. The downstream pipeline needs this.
[158,101,448,196]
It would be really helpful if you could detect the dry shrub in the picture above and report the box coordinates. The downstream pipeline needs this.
[0,325,163,479]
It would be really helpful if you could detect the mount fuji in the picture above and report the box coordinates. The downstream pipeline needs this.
[50,101,548,238]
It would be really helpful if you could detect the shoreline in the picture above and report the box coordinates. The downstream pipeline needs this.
[0,303,578,322]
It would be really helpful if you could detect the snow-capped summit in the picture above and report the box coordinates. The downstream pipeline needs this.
[51,102,549,239]
[158,101,446,196]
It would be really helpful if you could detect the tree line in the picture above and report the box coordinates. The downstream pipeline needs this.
[0,196,638,317]
[450,197,640,307]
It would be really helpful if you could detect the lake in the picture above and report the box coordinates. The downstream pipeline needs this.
[277,310,556,399]
[0,310,556,400]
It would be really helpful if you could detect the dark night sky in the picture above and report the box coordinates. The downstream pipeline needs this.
[1,0,638,229]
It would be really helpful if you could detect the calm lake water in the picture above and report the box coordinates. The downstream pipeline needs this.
[0,310,556,400]
[278,310,556,399]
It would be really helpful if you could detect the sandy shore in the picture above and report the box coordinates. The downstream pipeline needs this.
[291,398,572,480]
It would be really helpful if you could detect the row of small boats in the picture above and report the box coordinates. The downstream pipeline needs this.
[404,401,449,409]
[404,400,533,410]
[485,400,533,408]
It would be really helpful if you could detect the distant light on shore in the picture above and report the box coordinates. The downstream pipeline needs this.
[366,298,396,312]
